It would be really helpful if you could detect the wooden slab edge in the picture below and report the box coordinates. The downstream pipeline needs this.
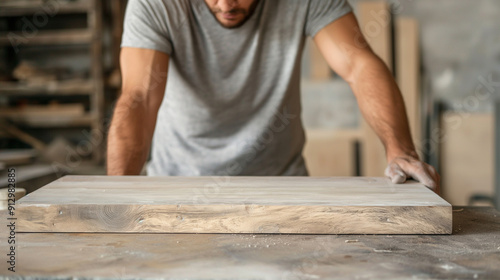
[18,204,452,234]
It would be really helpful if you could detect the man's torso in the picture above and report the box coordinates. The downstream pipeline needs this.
[121,0,351,176]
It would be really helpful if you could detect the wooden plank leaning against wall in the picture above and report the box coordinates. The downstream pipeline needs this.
[396,17,421,158]
[357,1,393,176]
[303,38,358,176]
[440,113,494,205]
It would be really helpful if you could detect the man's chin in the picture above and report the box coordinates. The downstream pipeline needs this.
[216,17,246,29]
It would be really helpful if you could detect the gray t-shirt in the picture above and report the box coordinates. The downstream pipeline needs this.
[121,0,352,176]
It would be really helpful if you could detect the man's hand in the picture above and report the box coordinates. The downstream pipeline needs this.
[385,155,440,193]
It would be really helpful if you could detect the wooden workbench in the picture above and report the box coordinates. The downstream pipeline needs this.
[1,207,499,279]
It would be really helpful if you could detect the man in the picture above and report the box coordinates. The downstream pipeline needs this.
[107,0,440,191]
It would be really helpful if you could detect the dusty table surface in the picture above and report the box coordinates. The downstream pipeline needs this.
[1,207,499,280]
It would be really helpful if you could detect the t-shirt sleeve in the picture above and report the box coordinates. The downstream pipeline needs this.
[305,0,353,38]
[121,0,173,55]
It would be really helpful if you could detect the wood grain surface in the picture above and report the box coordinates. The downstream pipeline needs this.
[17,176,452,234]
[2,207,497,280]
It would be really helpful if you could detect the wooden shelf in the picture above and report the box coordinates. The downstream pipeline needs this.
[1,113,96,128]
[0,0,105,162]
[0,29,93,46]
[0,1,90,17]
[0,79,95,96]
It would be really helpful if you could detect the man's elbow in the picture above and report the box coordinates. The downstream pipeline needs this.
[345,52,390,86]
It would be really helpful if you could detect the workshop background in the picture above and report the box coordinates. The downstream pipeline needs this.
[0,0,498,208]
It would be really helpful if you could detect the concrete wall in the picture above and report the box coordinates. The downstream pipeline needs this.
[393,0,500,112]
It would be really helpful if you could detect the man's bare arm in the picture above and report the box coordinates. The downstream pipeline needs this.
[313,13,439,191]
[107,48,169,175]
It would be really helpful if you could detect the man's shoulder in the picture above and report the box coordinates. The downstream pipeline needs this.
[274,0,311,8]
[268,0,312,18]
[129,0,192,13]
[129,0,192,28]
[157,0,192,12]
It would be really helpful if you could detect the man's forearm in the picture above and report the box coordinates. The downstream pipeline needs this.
[109,48,169,175]
[349,54,439,190]
[313,13,438,188]
[107,96,156,175]
[350,54,417,161]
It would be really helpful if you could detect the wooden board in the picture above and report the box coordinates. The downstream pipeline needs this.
[0,149,37,166]
[357,1,393,176]
[1,208,497,279]
[17,176,452,234]
[440,113,494,205]
[303,129,359,176]
[309,38,331,80]
[0,104,85,118]
[0,120,47,152]
[396,17,421,156]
